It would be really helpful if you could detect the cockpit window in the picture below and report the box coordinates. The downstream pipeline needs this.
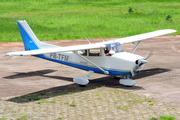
[105,42,125,53]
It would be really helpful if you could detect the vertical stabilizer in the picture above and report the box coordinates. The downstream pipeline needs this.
[17,20,41,50]
[17,20,60,51]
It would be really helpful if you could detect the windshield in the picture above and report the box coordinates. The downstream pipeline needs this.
[105,42,125,53]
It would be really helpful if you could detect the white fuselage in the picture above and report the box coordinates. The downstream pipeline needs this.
[41,51,144,76]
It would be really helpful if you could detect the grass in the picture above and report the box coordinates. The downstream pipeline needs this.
[36,99,48,104]
[0,117,7,120]
[149,115,176,120]
[0,0,179,42]
[58,117,62,119]
[149,102,155,105]
[0,87,179,119]
[16,114,28,120]
[69,100,76,107]
[159,116,176,120]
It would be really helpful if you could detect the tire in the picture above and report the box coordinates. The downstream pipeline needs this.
[114,77,120,79]
[79,85,86,87]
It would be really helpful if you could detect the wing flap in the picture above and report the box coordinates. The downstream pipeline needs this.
[6,44,106,56]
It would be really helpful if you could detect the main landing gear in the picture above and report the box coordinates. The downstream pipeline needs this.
[73,71,94,87]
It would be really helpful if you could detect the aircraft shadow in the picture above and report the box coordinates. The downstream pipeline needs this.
[132,68,171,79]
[6,68,170,103]
[3,69,73,82]
[4,69,57,79]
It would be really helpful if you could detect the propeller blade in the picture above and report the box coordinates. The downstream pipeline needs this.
[145,50,153,60]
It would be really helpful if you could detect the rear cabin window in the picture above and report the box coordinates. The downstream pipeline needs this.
[89,49,101,56]
[78,49,103,56]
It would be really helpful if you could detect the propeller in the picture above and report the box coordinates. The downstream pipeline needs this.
[131,50,153,76]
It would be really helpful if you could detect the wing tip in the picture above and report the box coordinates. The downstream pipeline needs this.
[3,54,8,57]
[162,29,177,33]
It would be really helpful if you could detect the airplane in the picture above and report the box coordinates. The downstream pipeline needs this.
[5,20,176,87]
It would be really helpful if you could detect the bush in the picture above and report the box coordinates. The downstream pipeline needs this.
[128,6,134,13]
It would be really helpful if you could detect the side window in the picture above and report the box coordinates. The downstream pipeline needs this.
[79,50,88,56]
[78,49,104,56]
[89,49,101,56]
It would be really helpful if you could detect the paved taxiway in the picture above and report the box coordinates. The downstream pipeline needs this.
[0,36,180,105]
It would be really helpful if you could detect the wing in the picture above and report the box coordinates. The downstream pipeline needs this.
[6,29,176,56]
[106,29,177,44]
[6,43,106,56]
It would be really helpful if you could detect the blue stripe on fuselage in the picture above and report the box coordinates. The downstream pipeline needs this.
[34,54,132,76]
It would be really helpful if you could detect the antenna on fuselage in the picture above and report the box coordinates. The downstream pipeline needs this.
[83,35,91,44]
[97,33,105,42]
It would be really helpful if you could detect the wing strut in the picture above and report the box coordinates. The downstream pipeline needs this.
[132,41,142,53]
[83,35,91,44]
[73,51,109,75]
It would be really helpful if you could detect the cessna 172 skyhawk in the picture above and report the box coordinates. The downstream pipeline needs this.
[6,20,176,86]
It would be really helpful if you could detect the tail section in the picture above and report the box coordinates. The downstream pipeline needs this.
[17,20,59,51]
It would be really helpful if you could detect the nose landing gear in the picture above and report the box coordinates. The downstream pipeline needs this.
[113,75,136,87]
[119,78,135,87]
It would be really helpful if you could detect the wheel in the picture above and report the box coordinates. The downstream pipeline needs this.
[79,85,86,87]
[114,76,120,79]
[125,85,133,87]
